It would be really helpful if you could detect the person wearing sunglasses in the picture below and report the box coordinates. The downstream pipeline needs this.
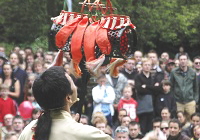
[114,126,129,140]
[160,121,169,138]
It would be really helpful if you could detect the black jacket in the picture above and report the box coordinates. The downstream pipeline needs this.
[155,91,177,118]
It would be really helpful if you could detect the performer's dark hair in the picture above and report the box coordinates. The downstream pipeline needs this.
[32,66,72,140]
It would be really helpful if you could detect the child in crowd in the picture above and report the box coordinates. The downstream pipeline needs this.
[118,85,138,122]
[0,84,17,126]
[26,91,40,109]
[155,80,177,118]
[92,74,115,127]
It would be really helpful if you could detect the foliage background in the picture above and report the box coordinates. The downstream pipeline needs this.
[0,0,200,58]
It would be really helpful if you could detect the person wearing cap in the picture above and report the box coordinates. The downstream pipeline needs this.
[18,66,112,140]
[0,52,8,74]
[165,59,175,79]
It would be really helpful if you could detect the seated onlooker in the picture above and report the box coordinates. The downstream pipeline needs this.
[152,117,162,131]
[0,84,17,125]
[160,121,169,138]
[121,116,131,127]
[182,112,200,138]
[112,109,127,131]
[12,115,24,137]
[177,111,190,129]
[191,125,200,140]
[80,115,89,125]
[118,85,138,121]
[128,121,144,140]
[114,126,129,140]
[161,108,171,122]
[1,114,15,140]
[31,108,41,120]
[4,132,18,140]
[168,119,190,140]
[155,80,176,118]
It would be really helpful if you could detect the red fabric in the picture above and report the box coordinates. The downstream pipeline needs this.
[118,98,138,122]
[71,16,89,64]
[0,98,16,123]
[96,18,112,55]
[84,21,100,62]
[55,17,82,48]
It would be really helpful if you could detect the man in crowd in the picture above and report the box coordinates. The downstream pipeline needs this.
[12,115,24,137]
[1,114,14,139]
[134,51,143,65]
[128,121,144,140]
[115,126,129,140]
[170,54,199,119]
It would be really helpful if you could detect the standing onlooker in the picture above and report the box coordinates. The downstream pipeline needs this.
[193,56,200,112]
[92,74,115,126]
[135,58,159,134]
[118,85,138,121]
[0,84,17,125]
[170,54,199,119]
[9,52,27,105]
[175,46,189,60]
[0,62,20,101]
[155,80,177,118]
[0,52,8,74]
[134,51,143,65]
[120,58,138,80]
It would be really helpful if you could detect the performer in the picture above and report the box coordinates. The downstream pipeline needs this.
[18,66,112,140]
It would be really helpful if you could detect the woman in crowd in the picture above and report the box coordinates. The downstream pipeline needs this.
[0,62,20,101]
[177,111,190,129]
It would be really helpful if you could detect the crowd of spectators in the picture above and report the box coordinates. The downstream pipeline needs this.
[0,45,200,140]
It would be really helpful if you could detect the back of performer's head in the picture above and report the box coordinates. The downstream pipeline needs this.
[32,66,72,110]
[32,66,72,140]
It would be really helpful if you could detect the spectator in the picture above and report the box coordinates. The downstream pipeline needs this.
[165,60,175,79]
[80,115,89,125]
[44,52,54,63]
[170,54,199,120]
[118,85,138,121]
[121,116,131,127]
[25,64,33,75]
[113,109,127,131]
[92,74,115,127]
[25,54,34,67]
[134,51,143,65]
[175,46,189,60]
[161,108,171,122]
[1,114,14,139]
[12,115,24,137]
[147,50,164,84]
[9,52,27,105]
[0,52,8,74]
[4,132,18,140]
[13,46,20,54]
[24,47,33,56]
[168,119,190,140]
[193,56,200,76]
[31,108,41,120]
[182,112,200,138]
[0,62,20,100]
[161,52,170,63]
[32,60,44,76]
[34,52,44,62]
[128,121,144,140]
[114,126,129,140]
[92,115,107,133]
[191,125,200,140]
[152,117,162,131]
[120,58,138,80]
[177,111,190,129]
[174,59,179,67]
[0,46,5,53]
[135,58,159,134]
[0,84,17,125]
[155,80,176,118]
[160,121,170,138]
